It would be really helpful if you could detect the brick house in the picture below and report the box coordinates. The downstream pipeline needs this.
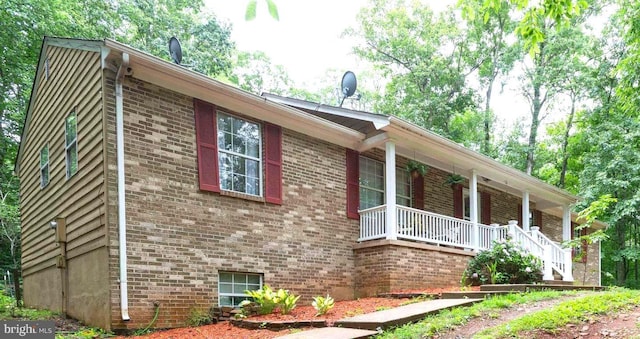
[16,37,603,331]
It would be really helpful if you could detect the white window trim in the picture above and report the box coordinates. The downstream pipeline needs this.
[463,188,481,222]
[359,156,412,209]
[65,110,78,180]
[218,272,263,307]
[40,143,49,188]
[217,111,263,197]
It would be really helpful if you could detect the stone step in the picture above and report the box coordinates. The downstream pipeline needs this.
[334,298,481,331]
[275,327,378,339]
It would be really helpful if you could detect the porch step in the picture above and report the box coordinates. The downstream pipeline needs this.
[275,327,378,339]
[479,284,606,292]
[334,298,481,331]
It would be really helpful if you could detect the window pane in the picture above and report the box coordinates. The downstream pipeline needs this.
[247,275,260,284]
[217,113,262,196]
[40,146,48,167]
[67,143,78,177]
[219,283,232,293]
[65,113,77,146]
[219,296,232,307]
[219,272,232,283]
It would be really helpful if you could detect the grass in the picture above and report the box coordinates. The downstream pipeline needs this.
[0,291,112,338]
[476,287,640,338]
[375,290,580,338]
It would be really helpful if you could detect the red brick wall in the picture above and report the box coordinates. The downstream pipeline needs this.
[354,240,474,297]
[106,77,359,329]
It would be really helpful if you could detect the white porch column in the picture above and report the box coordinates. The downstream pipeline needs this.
[470,170,479,250]
[522,191,530,231]
[385,141,397,240]
[562,205,572,242]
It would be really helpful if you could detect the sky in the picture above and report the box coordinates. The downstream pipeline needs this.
[203,0,528,124]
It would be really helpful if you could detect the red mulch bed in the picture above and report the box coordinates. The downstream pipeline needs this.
[115,287,474,339]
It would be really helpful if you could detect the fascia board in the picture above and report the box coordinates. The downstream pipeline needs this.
[104,39,364,150]
[262,93,391,130]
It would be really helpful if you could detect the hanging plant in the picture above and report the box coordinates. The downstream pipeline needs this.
[445,173,465,187]
[406,160,428,178]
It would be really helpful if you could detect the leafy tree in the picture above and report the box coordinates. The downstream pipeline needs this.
[345,0,480,138]
[459,0,589,54]
[228,51,293,95]
[461,0,520,154]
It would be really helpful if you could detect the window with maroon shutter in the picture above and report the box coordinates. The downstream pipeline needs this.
[533,209,543,231]
[412,175,424,210]
[264,123,282,204]
[481,192,491,225]
[194,99,220,192]
[453,184,463,219]
[346,149,360,219]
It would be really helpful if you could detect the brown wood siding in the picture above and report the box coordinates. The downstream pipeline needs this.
[19,45,106,277]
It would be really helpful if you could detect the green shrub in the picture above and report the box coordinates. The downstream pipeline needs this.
[275,289,300,315]
[245,285,278,315]
[186,307,212,326]
[463,238,543,285]
[312,295,335,316]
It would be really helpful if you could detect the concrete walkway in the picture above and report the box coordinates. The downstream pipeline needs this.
[275,298,480,339]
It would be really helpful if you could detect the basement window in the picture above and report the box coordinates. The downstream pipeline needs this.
[40,144,49,188]
[218,272,262,307]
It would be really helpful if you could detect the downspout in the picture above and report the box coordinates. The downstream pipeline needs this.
[116,53,131,321]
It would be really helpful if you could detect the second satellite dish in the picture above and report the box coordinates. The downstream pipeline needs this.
[169,37,182,65]
[340,71,357,107]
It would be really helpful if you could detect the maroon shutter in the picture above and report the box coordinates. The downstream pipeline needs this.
[517,204,523,227]
[453,184,463,218]
[346,149,360,219]
[534,209,543,231]
[412,175,424,209]
[481,192,491,225]
[194,99,220,192]
[264,123,283,204]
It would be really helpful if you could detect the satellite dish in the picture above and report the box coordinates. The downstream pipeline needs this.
[340,71,357,107]
[169,37,182,65]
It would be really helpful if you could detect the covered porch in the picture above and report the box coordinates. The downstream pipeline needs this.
[356,140,576,282]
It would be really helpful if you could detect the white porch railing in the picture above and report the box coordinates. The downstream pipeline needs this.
[358,206,573,281]
[359,205,387,241]
[530,226,574,281]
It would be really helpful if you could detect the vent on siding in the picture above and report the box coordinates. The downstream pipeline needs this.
[45,58,50,80]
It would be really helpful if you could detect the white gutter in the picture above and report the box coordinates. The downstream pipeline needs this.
[116,53,130,321]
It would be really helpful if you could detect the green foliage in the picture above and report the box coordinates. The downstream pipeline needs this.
[275,288,300,315]
[345,0,479,138]
[185,307,212,327]
[312,295,335,316]
[405,160,428,177]
[244,285,300,315]
[245,0,279,21]
[0,293,56,320]
[245,285,278,315]
[463,238,543,285]
[476,288,640,338]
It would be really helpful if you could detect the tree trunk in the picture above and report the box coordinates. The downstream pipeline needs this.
[616,222,627,285]
[526,88,541,175]
[559,94,576,188]
[483,75,495,155]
